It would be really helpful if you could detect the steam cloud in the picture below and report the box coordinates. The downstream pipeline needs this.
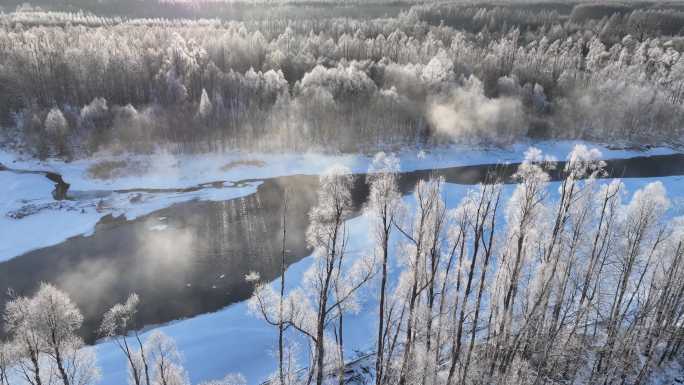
[427,76,526,145]
[52,219,198,322]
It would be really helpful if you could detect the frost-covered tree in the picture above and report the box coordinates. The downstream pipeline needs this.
[61,346,100,385]
[0,341,16,385]
[247,191,292,385]
[80,97,109,124]
[446,182,501,385]
[80,97,110,151]
[3,294,44,385]
[197,89,213,122]
[44,108,68,137]
[247,273,301,385]
[251,165,373,385]
[303,165,365,385]
[44,107,70,155]
[100,293,151,385]
[591,181,670,384]
[392,177,447,385]
[144,331,189,385]
[33,283,85,385]
[3,283,98,385]
[364,152,401,385]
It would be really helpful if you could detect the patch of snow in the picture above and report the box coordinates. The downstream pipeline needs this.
[0,175,258,261]
[148,224,168,231]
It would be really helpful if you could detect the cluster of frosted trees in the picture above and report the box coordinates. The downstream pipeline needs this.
[250,146,684,385]
[0,290,243,385]
[2,2,684,156]
[0,283,99,385]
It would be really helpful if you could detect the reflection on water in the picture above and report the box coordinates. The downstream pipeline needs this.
[1,154,684,343]
[0,176,317,342]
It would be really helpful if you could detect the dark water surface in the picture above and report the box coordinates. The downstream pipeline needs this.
[2,154,684,343]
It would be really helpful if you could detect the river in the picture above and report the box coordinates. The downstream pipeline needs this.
[1,153,684,343]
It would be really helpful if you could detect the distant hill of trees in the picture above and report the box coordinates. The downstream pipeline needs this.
[2,1,684,157]
[2,0,416,20]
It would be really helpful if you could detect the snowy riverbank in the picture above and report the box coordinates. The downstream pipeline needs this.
[1,140,678,262]
[94,175,684,385]
[2,141,684,384]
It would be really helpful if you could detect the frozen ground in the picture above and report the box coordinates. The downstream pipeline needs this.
[0,140,678,261]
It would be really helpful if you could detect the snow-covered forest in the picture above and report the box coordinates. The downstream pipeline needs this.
[3,1,684,385]
[3,2,684,156]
